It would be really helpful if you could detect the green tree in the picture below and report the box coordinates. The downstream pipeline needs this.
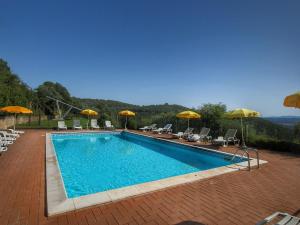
[198,103,226,136]
[0,59,33,107]
[36,81,74,116]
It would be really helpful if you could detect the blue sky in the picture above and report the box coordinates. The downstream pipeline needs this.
[1,0,299,116]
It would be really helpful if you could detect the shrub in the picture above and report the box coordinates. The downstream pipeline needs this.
[247,136,300,153]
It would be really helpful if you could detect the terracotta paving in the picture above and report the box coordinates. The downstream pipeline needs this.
[0,129,299,225]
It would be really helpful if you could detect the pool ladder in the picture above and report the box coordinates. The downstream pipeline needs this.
[231,146,260,171]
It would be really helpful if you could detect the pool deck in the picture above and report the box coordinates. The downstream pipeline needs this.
[0,129,300,225]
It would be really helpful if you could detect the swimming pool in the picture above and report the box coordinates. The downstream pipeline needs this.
[51,131,246,198]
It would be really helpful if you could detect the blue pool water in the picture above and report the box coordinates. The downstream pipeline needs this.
[51,132,245,198]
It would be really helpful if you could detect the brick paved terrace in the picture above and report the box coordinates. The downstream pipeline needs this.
[0,129,299,225]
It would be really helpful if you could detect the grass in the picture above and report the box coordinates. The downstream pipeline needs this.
[16,118,89,129]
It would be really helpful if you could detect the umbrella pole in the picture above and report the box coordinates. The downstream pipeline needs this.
[125,116,127,130]
[14,113,16,130]
[87,115,89,129]
[187,118,189,130]
[240,117,246,148]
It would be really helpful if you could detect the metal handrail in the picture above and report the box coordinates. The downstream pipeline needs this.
[231,146,259,170]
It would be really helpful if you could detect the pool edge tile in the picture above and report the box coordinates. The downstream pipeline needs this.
[106,185,141,202]
[73,192,112,209]
[47,199,76,216]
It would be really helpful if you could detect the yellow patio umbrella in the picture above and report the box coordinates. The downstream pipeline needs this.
[118,110,135,129]
[283,91,300,109]
[225,108,260,148]
[80,109,98,129]
[0,106,33,130]
[176,111,201,130]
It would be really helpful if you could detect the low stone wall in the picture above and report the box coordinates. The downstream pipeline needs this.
[0,115,47,129]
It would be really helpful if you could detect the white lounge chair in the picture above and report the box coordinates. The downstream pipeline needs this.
[0,137,13,145]
[104,120,114,130]
[0,138,11,146]
[172,128,194,139]
[139,124,157,132]
[0,131,18,140]
[153,124,172,134]
[0,134,14,147]
[91,119,100,129]
[73,119,82,130]
[57,121,67,130]
[212,129,239,146]
[162,124,172,133]
[256,212,300,225]
[188,127,211,142]
[3,130,19,138]
[0,145,8,153]
[8,129,24,134]
[152,128,163,133]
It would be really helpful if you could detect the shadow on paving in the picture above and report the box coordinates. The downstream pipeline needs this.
[293,208,300,216]
[174,221,206,225]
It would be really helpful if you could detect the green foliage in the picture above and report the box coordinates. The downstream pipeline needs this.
[248,118,294,141]
[127,118,138,130]
[98,112,112,128]
[16,117,89,129]
[35,81,73,116]
[220,119,241,136]
[220,117,295,147]
[294,122,300,143]
[247,135,300,153]
[0,59,33,108]
[149,111,178,131]
[198,103,226,136]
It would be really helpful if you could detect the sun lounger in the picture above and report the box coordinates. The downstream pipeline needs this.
[0,136,15,143]
[8,129,24,134]
[153,124,172,134]
[0,132,15,146]
[0,131,18,140]
[163,124,172,133]
[188,127,211,142]
[8,132,19,138]
[3,130,19,138]
[0,146,8,153]
[153,128,163,133]
[212,129,239,146]
[91,119,100,129]
[139,124,157,132]
[0,137,9,154]
[0,137,13,145]
[104,120,114,130]
[256,212,300,225]
[57,121,67,130]
[0,138,11,146]
[73,119,82,130]
[172,128,194,139]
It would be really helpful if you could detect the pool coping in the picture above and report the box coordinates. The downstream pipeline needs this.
[46,130,267,216]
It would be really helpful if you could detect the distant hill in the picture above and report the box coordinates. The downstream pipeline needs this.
[264,116,300,127]
[72,97,190,130]
[73,97,189,114]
